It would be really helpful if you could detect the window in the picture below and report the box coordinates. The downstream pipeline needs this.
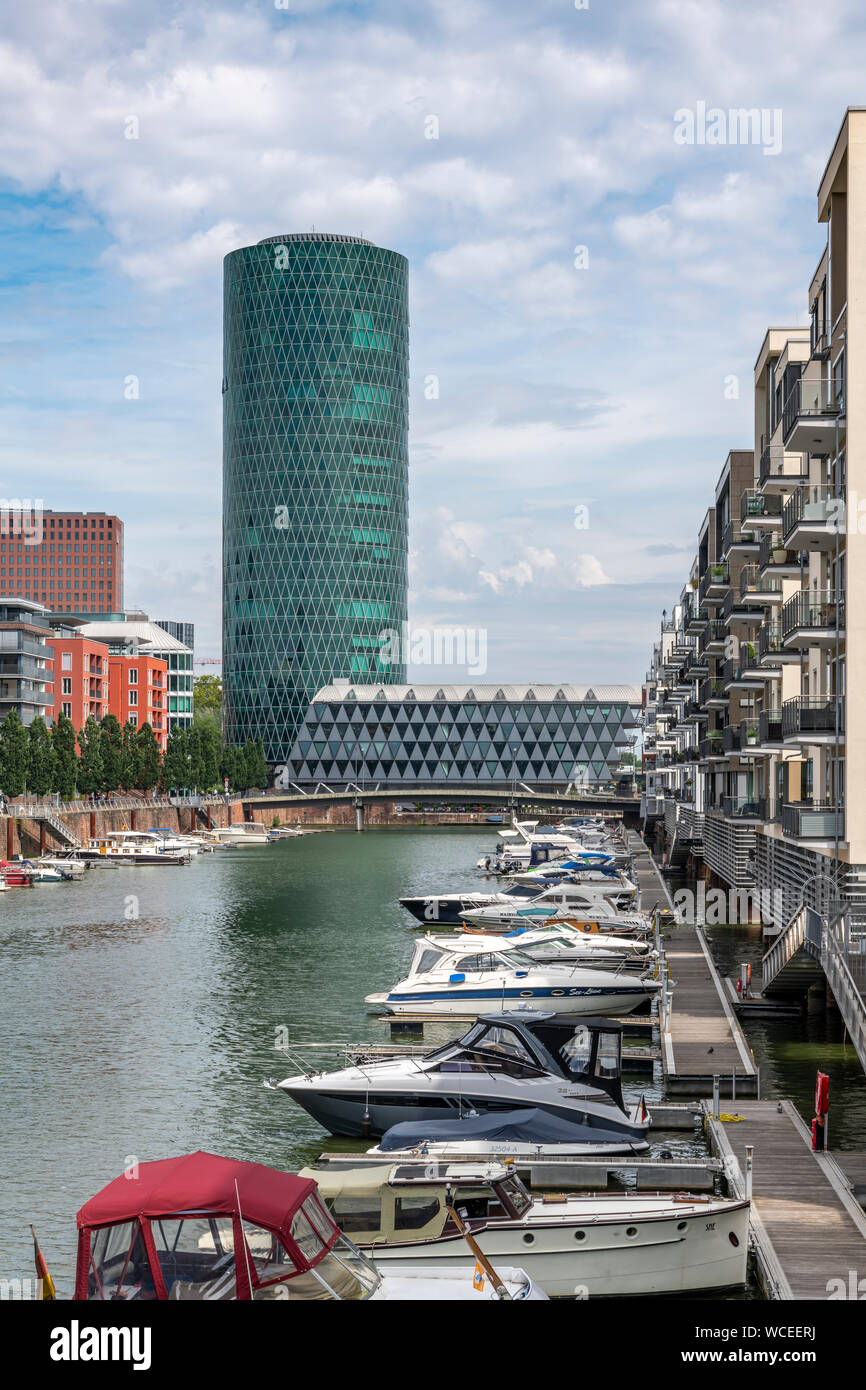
[328,1196,382,1234]
[393,1195,441,1231]
[129,690,137,705]
[62,653,72,671]
[128,668,137,684]
[87,1221,151,1300]
[62,702,72,717]
[150,1216,236,1299]
[62,678,71,695]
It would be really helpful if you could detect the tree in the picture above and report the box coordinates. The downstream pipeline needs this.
[197,719,221,789]
[161,726,189,792]
[136,723,161,791]
[98,715,124,792]
[120,720,139,789]
[27,716,56,796]
[0,709,30,797]
[193,675,222,724]
[242,739,269,791]
[219,744,242,792]
[77,716,104,795]
[51,712,78,799]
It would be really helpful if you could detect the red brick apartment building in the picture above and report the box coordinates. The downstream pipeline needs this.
[0,510,123,618]
[49,637,168,751]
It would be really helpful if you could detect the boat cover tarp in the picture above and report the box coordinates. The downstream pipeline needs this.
[377,1107,627,1151]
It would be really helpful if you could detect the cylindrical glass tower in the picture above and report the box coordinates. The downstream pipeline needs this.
[222,233,409,762]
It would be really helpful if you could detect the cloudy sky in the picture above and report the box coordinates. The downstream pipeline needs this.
[0,0,862,684]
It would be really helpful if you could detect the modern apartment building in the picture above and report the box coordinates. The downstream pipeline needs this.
[106,654,168,750]
[0,511,123,619]
[154,619,195,652]
[78,613,193,733]
[49,635,109,726]
[0,599,54,725]
[643,110,866,998]
[222,232,410,764]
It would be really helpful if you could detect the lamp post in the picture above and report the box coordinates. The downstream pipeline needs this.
[509,742,519,820]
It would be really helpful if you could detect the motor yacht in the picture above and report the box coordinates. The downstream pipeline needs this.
[266,1011,651,1141]
[442,925,655,966]
[79,832,187,865]
[304,1162,749,1297]
[367,1104,650,1158]
[365,936,659,1017]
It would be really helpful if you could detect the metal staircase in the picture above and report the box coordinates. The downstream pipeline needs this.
[762,906,824,994]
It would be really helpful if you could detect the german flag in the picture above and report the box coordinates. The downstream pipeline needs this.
[30,1225,56,1300]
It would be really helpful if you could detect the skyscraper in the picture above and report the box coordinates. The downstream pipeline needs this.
[222,233,409,762]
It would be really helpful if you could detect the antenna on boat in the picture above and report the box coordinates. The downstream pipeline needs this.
[233,1178,256,1299]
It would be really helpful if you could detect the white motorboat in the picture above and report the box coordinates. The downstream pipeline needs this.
[365,935,660,1016]
[442,926,656,965]
[401,871,635,926]
[366,1103,651,1158]
[37,854,88,878]
[19,859,68,883]
[199,824,272,846]
[266,1011,651,1143]
[460,882,639,929]
[303,1163,749,1297]
[79,831,188,865]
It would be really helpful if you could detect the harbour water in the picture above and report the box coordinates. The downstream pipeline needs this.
[2,828,864,1295]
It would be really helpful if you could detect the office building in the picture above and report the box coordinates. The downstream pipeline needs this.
[222,232,409,763]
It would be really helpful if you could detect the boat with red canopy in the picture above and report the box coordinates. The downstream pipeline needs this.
[74,1151,544,1301]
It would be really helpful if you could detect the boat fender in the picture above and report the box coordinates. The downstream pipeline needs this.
[449,973,465,983]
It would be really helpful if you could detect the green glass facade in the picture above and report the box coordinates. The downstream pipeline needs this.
[222,233,409,761]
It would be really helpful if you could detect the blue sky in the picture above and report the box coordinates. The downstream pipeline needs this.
[0,0,862,682]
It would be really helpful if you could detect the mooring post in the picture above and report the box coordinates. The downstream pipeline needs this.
[354,798,364,832]
[712,1073,720,1120]
[732,1067,736,1101]
[744,1144,753,1200]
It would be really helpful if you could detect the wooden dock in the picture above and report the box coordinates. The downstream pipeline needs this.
[705,1099,866,1299]
[626,830,759,1097]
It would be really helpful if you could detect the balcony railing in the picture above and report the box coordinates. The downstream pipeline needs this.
[739,565,782,600]
[722,724,741,752]
[741,489,782,525]
[758,622,784,660]
[698,619,726,653]
[722,657,759,687]
[781,696,843,739]
[782,802,844,840]
[700,677,727,704]
[700,733,725,759]
[722,795,768,821]
[782,376,843,443]
[781,485,840,543]
[722,521,760,555]
[780,590,844,638]
[758,709,783,745]
[759,441,809,487]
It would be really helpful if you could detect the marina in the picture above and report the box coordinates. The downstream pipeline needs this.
[3,816,866,1303]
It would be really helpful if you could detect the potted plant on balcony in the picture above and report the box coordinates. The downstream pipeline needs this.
[746,725,758,746]
[707,728,723,743]
[711,564,727,580]
[772,543,788,564]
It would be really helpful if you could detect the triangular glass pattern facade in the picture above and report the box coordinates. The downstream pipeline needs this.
[285,689,636,787]
[222,234,409,761]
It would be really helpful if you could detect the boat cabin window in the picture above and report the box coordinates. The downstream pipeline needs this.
[454,954,501,973]
[328,1196,383,1233]
[242,1220,299,1287]
[595,1031,622,1080]
[414,948,446,974]
[88,1221,153,1300]
[476,1025,538,1067]
[150,1216,236,1299]
[559,1024,593,1072]
[499,1175,533,1217]
[393,1194,442,1231]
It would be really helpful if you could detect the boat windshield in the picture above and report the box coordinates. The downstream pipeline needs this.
[499,1175,533,1217]
[413,948,447,975]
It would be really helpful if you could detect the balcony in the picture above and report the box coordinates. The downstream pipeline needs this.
[757,534,800,579]
[781,486,841,551]
[704,563,730,601]
[758,442,809,492]
[722,656,763,692]
[781,695,843,743]
[782,376,843,452]
[758,708,783,746]
[738,565,783,607]
[684,698,707,723]
[737,712,781,756]
[686,605,708,635]
[722,520,760,557]
[699,733,727,761]
[722,795,768,822]
[780,591,845,647]
[781,802,844,841]
[699,619,727,654]
[741,489,782,527]
[722,724,741,752]
[700,677,728,709]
